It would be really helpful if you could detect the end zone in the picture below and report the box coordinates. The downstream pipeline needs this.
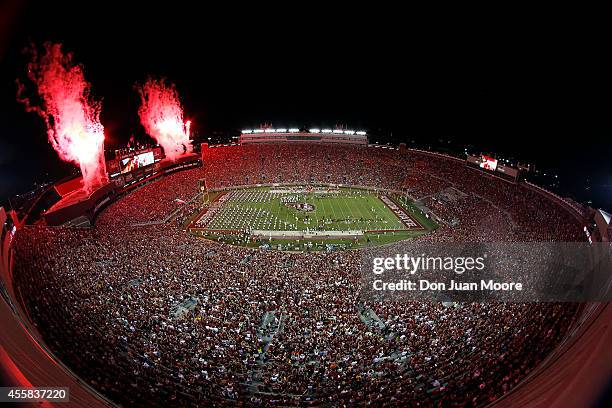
[379,195,425,230]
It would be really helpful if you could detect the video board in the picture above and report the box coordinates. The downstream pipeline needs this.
[478,155,498,171]
[120,151,155,174]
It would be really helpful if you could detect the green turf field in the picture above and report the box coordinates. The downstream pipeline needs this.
[193,186,437,249]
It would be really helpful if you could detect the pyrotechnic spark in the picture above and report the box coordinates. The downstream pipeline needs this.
[136,78,192,161]
[16,42,107,193]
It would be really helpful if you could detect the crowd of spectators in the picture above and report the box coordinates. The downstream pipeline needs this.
[203,145,408,191]
[106,168,202,223]
[11,143,586,407]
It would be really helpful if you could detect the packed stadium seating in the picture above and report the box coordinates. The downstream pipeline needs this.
[11,144,585,406]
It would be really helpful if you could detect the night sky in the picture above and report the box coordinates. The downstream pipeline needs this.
[1,2,610,209]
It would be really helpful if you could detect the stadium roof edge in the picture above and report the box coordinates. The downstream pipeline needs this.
[599,209,611,225]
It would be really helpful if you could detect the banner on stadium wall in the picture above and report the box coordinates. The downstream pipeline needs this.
[113,175,125,188]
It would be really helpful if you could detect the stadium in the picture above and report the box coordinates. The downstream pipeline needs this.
[1,129,612,407]
[0,6,611,406]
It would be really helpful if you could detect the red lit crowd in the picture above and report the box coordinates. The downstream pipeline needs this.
[109,169,201,223]
[12,144,584,407]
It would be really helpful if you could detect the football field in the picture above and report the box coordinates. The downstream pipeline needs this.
[191,186,437,249]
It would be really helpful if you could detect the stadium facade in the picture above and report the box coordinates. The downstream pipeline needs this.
[1,132,611,407]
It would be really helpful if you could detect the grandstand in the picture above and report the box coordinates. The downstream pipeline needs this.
[1,139,611,407]
[239,128,368,145]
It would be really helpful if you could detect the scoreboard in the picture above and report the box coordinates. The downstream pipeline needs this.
[120,151,154,174]
[107,147,163,179]
[467,154,519,179]
[106,147,165,188]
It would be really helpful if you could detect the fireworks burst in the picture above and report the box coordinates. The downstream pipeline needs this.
[17,42,107,193]
[136,78,192,161]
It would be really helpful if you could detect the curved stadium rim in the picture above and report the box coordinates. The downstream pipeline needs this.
[0,144,606,407]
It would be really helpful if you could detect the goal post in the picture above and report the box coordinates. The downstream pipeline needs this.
[199,178,210,203]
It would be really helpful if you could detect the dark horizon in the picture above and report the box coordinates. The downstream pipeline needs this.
[1,2,610,210]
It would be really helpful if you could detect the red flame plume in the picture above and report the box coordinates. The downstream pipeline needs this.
[136,78,192,161]
[17,42,107,193]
